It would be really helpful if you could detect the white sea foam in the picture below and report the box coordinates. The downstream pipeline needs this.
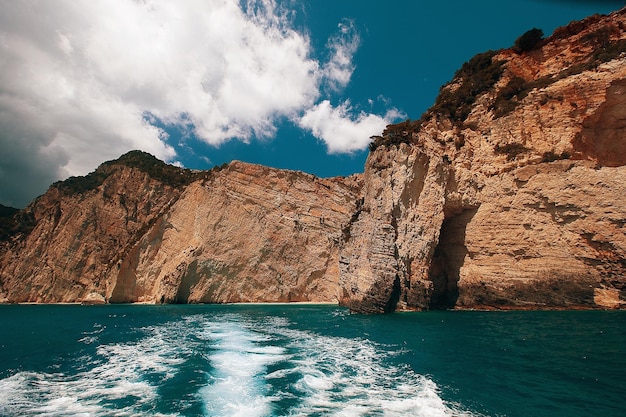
[0,319,193,416]
[78,323,105,345]
[258,321,478,417]
[199,319,287,417]
[1,311,481,416]
[197,314,479,417]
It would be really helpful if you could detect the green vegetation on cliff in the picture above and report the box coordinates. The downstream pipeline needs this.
[370,20,626,151]
[430,50,505,123]
[369,119,421,152]
[512,28,544,53]
[369,50,505,151]
[53,150,200,196]
[0,204,35,242]
[0,204,19,241]
[370,48,508,152]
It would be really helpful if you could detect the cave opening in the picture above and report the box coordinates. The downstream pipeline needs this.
[428,208,477,309]
[384,274,402,313]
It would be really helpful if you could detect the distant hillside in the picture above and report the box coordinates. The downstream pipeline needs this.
[52,150,202,197]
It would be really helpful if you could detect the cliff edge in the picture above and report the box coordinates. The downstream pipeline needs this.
[340,9,626,312]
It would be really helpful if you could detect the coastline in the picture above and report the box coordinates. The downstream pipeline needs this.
[4,301,340,307]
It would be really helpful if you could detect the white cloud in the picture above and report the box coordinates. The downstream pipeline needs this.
[299,100,404,154]
[0,0,401,207]
[323,19,360,92]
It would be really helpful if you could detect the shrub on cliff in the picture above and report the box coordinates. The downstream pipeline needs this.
[594,38,626,64]
[0,206,35,242]
[369,119,421,151]
[428,50,505,123]
[0,205,18,241]
[541,150,571,162]
[494,143,530,161]
[513,28,544,53]
[492,76,527,118]
[53,170,111,196]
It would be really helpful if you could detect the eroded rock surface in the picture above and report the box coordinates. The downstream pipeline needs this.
[0,153,361,304]
[1,10,625,312]
[340,9,626,312]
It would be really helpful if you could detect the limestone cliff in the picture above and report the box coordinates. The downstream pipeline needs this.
[0,151,361,304]
[340,9,626,312]
[1,10,625,312]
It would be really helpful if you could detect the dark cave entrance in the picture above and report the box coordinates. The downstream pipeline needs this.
[428,208,477,309]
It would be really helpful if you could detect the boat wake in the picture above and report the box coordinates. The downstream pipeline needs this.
[0,312,479,416]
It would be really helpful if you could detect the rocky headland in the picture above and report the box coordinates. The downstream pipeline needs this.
[0,152,361,305]
[1,9,625,312]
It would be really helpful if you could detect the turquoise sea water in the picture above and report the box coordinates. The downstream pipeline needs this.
[0,305,624,416]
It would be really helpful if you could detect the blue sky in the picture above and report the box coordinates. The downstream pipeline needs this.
[0,0,624,207]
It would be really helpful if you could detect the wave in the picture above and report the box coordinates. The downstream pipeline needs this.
[197,314,476,416]
[0,319,191,416]
[259,317,475,417]
[0,311,479,416]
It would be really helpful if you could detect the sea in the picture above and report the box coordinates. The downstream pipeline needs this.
[0,304,624,417]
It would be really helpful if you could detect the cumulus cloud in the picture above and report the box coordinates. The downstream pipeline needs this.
[299,100,404,154]
[0,0,400,207]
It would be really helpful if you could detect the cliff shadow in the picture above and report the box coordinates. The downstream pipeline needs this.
[428,208,477,309]
[571,78,626,167]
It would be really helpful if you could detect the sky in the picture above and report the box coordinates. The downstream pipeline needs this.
[1,0,624,208]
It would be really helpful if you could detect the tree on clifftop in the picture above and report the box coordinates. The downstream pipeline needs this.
[513,28,544,53]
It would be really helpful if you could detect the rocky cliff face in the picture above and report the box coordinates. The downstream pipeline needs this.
[0,152,361,304]
[1,10,625,311]
[339,9,626,312]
